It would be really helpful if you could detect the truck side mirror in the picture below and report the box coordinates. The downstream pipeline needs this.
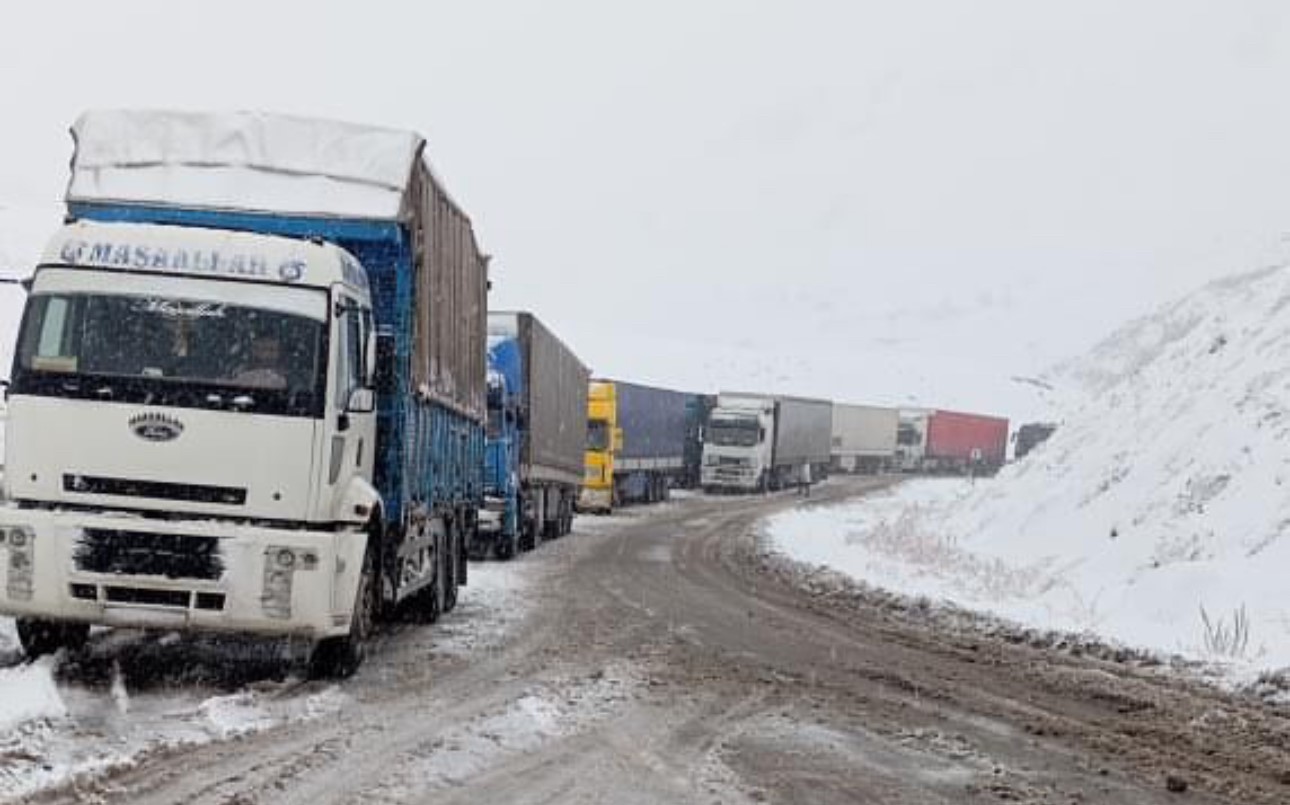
[612,428,624,452]
[0,276,32,292]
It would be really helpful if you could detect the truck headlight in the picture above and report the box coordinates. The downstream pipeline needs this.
[4,526,35,601]
[261,546,297,619]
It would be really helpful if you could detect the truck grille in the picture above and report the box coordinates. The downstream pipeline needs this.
[74,528,224,581]
[63,474,247,506]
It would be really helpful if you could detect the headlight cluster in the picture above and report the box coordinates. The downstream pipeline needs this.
[260,546,318,619]
[0,526,35,601]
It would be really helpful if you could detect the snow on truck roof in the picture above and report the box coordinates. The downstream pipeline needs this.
[40,220,371,294]
[67,110,449,220]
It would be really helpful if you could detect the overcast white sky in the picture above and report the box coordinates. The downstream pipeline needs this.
[3,1,1290,419]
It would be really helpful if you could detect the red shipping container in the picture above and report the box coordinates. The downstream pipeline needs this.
[926,410,1009,465]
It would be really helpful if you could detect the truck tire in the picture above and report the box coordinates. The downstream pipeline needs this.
[495,530,517,560]
[309,545,377,679]
[16,618,89,659]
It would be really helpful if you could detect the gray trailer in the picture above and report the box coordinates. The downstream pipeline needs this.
[831,403,899,473]
[771,395,833,483]
[514,313,589,484]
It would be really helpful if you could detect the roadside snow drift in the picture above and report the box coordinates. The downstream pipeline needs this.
[771,263,1290,678]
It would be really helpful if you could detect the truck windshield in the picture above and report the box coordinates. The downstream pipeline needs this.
[707,419,759,447]
[13,292,326,417]
[587,419,610,451]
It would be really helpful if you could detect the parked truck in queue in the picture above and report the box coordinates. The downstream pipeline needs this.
[0,110,488,677]
[701,392,832,492]
[476,311,588,558]
[579,380,701,513]
[830,403,899,473]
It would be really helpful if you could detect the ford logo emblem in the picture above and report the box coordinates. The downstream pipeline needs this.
[128,412,184,442]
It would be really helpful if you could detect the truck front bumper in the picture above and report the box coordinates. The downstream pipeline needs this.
[577,487,612,513]
[0,506,366,640]
[701,466,759,491]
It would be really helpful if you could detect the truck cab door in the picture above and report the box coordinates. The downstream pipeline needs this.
[326,293,378,522]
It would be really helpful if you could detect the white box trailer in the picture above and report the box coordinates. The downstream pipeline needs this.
[831,404,898,473]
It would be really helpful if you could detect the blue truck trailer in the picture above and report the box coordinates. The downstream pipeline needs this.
[0,110,487,676]
[476,312,589,559]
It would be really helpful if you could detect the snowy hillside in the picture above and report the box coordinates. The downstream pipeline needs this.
[771,261,1290,679]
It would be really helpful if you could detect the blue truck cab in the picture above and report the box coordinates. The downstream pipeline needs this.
[476,312,588,559]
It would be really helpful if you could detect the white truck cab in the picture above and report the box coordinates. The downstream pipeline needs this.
[0,220,380,654]
[701,394,775,492]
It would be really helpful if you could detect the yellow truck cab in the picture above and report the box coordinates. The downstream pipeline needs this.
[579,380,620,512]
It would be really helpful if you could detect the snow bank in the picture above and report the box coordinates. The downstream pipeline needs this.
[770,262,1290,680]
[0,660,66,732]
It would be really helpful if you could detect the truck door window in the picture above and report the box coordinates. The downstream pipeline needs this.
[335,301,365,408]
[24,296,82,372]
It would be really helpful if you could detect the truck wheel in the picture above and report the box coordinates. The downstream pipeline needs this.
[495,531,516,560]
[16,618,89,660]
[310,546,377,679]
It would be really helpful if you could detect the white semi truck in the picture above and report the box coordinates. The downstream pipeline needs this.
[700,392,832,492]
[0,111,489,677]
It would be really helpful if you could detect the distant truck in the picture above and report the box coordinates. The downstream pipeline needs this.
[1014,422,1057,460]
[830,403,898,473]
[895,409,931,472]
[477,312,589,559]
[923,410,1009,474]
[0,110,488,677]
[701,393,832,492]
[580,380,697,512]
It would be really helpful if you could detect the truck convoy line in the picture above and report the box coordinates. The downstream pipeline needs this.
[0,108,1022,672]
[477,312,589,558]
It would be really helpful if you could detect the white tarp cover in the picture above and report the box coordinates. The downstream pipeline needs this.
[68,110,425,220]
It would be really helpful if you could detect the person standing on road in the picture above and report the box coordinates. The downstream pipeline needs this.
[798,461,812,497]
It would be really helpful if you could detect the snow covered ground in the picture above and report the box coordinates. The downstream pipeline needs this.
[769,262,1290,684]
[0,557,537,803]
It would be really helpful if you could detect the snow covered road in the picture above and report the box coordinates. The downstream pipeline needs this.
[3,480,1288,803]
